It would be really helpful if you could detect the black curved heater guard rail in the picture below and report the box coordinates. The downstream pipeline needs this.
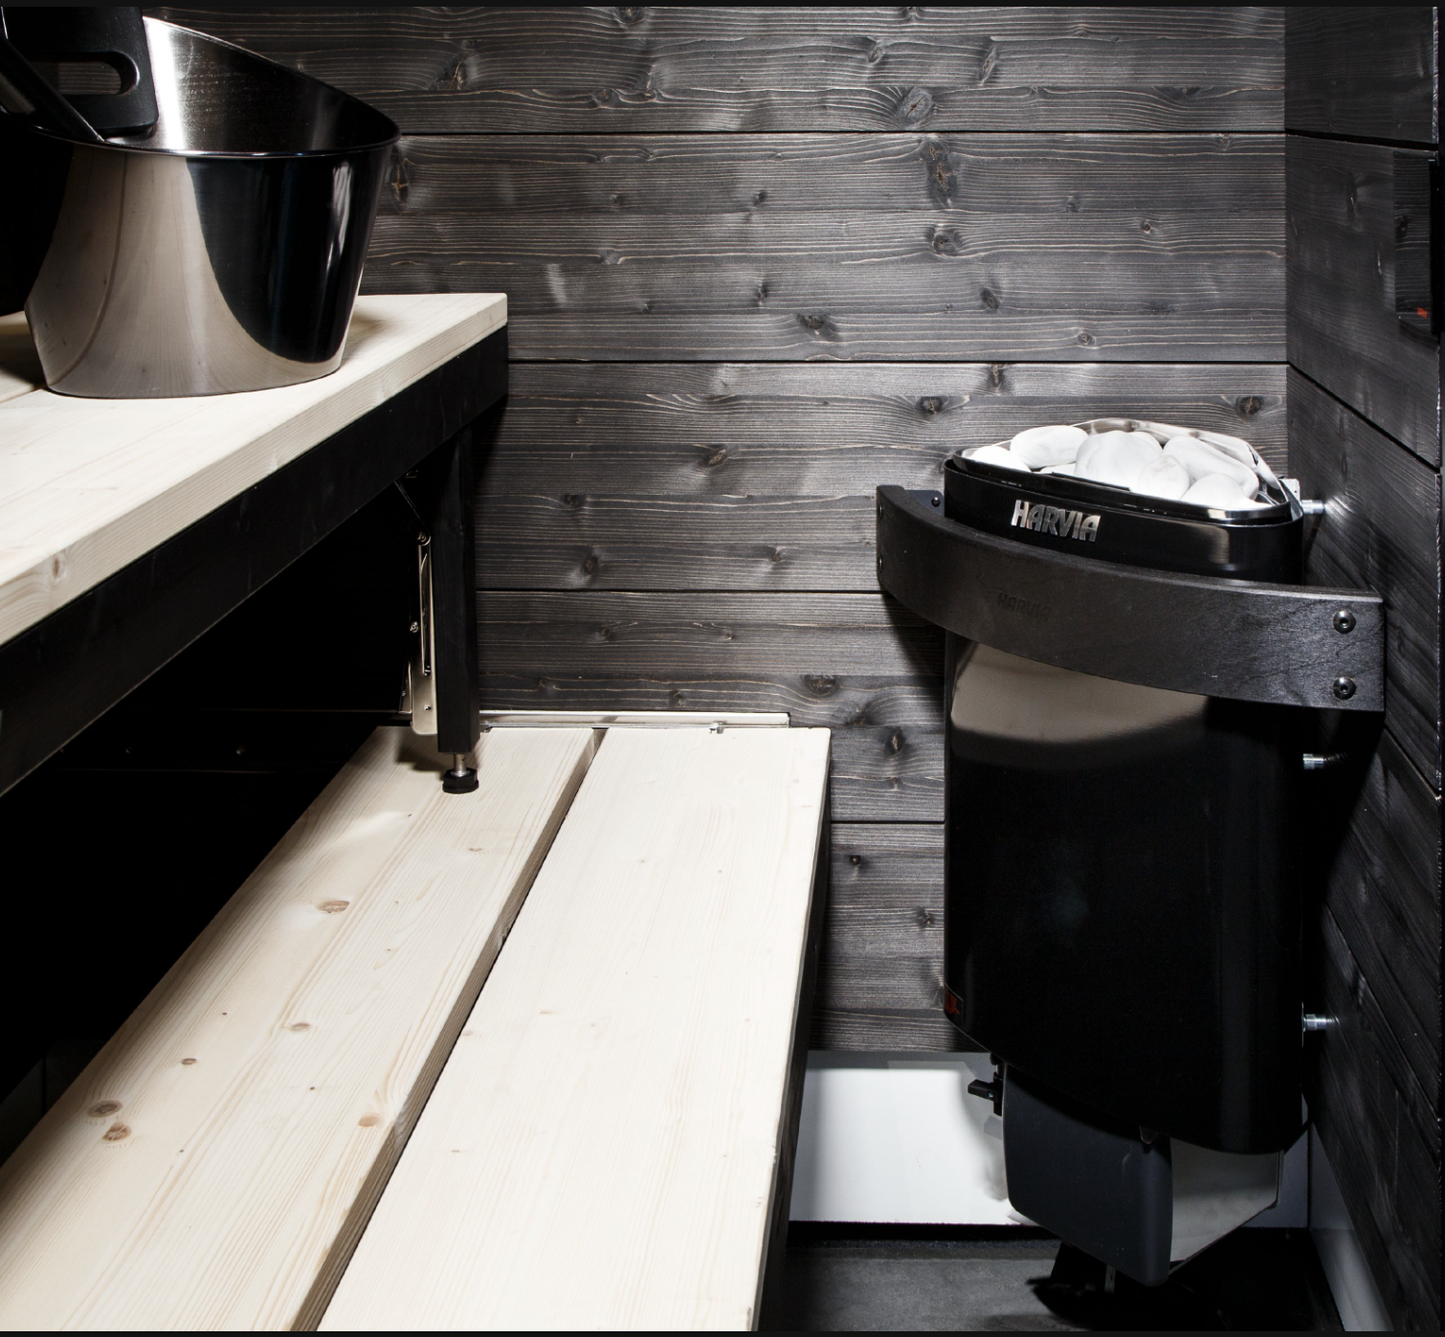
[875,486,1385,712]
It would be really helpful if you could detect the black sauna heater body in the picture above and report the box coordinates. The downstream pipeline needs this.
[875,426,1385,1286]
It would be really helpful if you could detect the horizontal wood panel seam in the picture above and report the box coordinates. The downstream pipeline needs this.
[1288,361,1445,477]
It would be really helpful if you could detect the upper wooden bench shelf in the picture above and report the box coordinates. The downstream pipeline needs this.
[0,294,508,796]
[0,293,505,647]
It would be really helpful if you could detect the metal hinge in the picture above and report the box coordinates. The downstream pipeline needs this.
[400,531,437,736]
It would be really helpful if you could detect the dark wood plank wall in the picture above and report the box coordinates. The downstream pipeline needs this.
[1286,8,1442,1329]
[155,5,1288,1053]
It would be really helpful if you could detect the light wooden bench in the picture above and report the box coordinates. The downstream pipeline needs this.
[0,725,596,1330]
[0,721,830,1331]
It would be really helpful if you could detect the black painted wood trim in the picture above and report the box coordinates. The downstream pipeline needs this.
[876,486,1385,711]
[0,328,508,797]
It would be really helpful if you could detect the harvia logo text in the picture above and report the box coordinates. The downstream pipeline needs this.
[1010,499,1100,542]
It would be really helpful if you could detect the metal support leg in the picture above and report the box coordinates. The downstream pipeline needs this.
[416,426,480,792]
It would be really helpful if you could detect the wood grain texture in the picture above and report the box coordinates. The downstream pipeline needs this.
[321,725,830,1331]
[1313,727,1443,1119]
[0,293,506,647]
[1289,369,1441,788]
[363,134,1283,362]
[1313,905,1441,1332]
[1286,7,1436,143]
[476,362,1286,592]
[1287,135,1440,464]
[153,6,1283,133]
[477,592,944,824]
[478,591,943,724]
[0,725,597,1331]
[828,726,943,824]
[812,823,960,1051]
[379,131,1285,216]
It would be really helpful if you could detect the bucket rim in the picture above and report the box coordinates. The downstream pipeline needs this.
[4,17,400,159]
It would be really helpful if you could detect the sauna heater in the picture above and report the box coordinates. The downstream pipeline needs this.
[874,421,1384,1285]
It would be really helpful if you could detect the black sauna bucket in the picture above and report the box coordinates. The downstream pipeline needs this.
[0,12,398,397]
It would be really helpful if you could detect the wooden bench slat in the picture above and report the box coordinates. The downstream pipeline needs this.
[0,725,596,1331]
[321,725,830,1332]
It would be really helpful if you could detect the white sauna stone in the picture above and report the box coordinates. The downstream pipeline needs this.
[1074,430,1161,488]
[1198,431,1256,468]
[1182,473,1253,508]
[971,444,1032,471]
[1008,424,1086,469]
[1163,436,1259,497]
[1130,454,1191,500]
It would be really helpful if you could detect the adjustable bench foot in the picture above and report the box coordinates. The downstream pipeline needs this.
[443,756,478,794]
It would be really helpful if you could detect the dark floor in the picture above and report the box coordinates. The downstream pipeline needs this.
[764,1225,1342,1331]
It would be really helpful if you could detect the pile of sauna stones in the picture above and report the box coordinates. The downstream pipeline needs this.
[970,424,1267,508]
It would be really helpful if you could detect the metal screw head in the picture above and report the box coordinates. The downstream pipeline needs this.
[1333,609,1356,634]
[1332,676,1357,701]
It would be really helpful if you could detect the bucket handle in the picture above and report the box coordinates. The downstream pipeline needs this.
[0,26,104,142]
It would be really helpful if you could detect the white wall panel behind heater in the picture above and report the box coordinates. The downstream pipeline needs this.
[791,1054,1308,1232]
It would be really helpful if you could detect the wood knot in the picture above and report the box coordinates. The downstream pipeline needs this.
[318,900,349,913]
[930,227,963,257]
[803,674,838,697]
[796,311,841,341]
[921,138,957,205]
[358,1114,382,1128]
[989,364,1005,388]
[562,493,585,508]
[615,6,646,24]
[888,730,905,754]
[582,553,599,575]
[980,287,999,310]
[895,85,935,128]
[769,547,784,563]
[1076,331,1095,347]
[916,907,935,928]
[102,1123,130,1141]
[181,1058,198,1066]
[289,1022,311,1032]
[88,1101,122,1118]
[979,41,999,85]
[1235,395,1262,418]
[1064,194,1080,213]
[849,854,863,866]
[753,190,768,206]
[867,40,884,65]
[918,396,945,416]
[389,154,411,208]
[702,447,729,468]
